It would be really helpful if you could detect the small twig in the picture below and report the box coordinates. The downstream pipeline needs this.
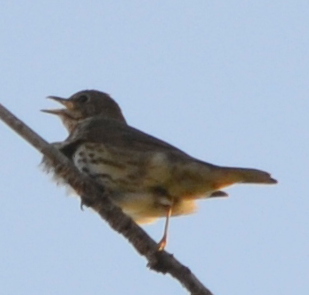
[0,103,214,295]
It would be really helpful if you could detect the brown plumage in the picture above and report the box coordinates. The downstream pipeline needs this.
[42,90,126,132]
[42,90,277,249]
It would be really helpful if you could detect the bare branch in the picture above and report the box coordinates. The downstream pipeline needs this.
[0,103,214,295]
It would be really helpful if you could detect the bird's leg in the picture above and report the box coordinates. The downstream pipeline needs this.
[157,205,173,251]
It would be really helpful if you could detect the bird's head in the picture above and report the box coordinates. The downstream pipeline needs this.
[42,90,126,131]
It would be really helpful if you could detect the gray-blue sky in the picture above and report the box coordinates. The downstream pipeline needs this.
[1,1,308,294]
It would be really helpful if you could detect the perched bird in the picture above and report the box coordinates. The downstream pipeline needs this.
[42,90,277,250]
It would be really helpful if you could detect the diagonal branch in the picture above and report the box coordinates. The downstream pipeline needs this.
[0,103,214,295]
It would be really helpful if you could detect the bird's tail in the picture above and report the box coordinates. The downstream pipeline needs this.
[213,166,277,189]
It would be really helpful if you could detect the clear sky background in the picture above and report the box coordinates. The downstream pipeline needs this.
[1,1,308,295]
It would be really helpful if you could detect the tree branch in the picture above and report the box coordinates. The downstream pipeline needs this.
[0,103,214,295]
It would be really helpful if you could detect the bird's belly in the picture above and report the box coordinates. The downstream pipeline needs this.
[117,191,197,224]
[73,143,202,223]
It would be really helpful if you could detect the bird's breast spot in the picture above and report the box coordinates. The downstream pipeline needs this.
[81,167,90,174]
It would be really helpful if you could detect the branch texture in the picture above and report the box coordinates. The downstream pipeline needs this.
[0,103,214,295]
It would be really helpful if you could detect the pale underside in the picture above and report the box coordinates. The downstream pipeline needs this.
[73,142,219,224]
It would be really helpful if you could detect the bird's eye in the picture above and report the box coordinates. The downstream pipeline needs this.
[78,95,89,103]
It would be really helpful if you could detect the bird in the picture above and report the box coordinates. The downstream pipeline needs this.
[42,90,277,250]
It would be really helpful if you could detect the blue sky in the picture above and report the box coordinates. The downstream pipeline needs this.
[1,1,308,294]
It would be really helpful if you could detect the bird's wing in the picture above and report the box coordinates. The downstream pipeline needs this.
[63,116,192,158]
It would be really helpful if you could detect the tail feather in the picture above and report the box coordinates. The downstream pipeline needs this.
[214,166,277,188]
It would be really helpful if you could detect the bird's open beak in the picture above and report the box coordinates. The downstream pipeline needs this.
[41,108,65,115]
[41,96,75,115]
[46,96,75,109]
